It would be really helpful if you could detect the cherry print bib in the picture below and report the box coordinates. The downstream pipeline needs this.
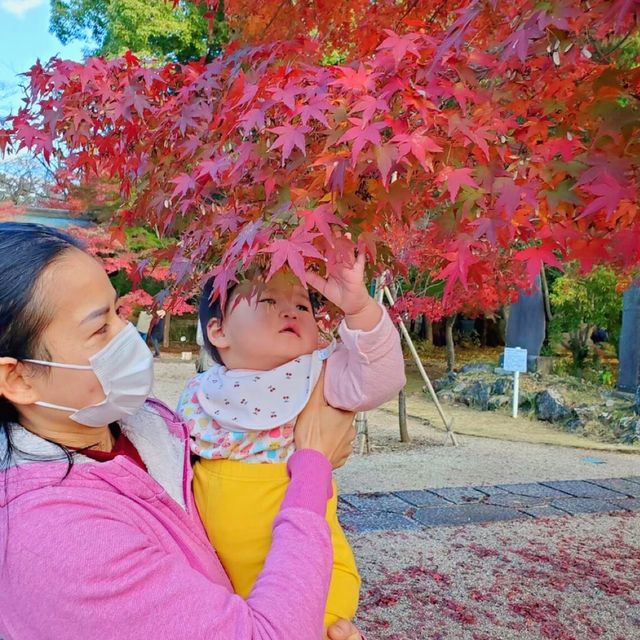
[196,342,336,432]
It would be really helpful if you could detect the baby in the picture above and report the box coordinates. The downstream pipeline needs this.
[177,251,406,629]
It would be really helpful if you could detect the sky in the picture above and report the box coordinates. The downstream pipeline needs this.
[0,0,86,116]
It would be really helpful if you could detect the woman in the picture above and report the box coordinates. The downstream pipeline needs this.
[0,223,362,640]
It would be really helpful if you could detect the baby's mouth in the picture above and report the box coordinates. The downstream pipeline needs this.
[280,325,300,337]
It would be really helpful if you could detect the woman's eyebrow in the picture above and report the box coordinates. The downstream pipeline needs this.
[80,292,118,325]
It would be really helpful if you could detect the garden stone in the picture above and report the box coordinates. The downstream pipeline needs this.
[459,363,495,374]
[573,405,597,422]
[488,395,511,410]
[618,416,640,444]
[491,376,513,395]
[535,389,571,422]
[437,390,455,403]
[565,417,584,432]
[452,382,470,395]
[432,373,456,392]
[566,406,595,431]
[460,381,491,410]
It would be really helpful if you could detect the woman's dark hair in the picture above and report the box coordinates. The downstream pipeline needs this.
[0,222,83,470]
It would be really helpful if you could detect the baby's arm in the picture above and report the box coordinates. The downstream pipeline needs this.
[324,301,406,412]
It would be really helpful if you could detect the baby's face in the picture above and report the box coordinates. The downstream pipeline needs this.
[215,272,320,371]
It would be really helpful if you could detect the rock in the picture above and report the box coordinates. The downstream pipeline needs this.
[535,389,572,422]
[459,363,495,374]
[618,416,640,444]
[460,381,491,410]
[491,376,514,396]
[598,412,615,426]
[437,390,455,404]
[488,394,511,410]
[565,417,584,432]
[452,382,470,395]
[431,372,457,393]
[565,407,590,432]
[605,399,615,408]
[572,405,597,423]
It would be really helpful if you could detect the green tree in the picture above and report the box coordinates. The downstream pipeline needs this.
[548,266,623,372]
[50,0,228,62]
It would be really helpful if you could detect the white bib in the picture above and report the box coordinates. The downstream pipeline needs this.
[196,342,336,432]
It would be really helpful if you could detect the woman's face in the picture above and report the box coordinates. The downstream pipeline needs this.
[20,248,127,422]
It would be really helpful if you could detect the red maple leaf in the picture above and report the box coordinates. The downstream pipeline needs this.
[440,167,479,201]
[269,124,310,163]
[337,118,385,165]
[262,228,323,283]
[299,204,345,243]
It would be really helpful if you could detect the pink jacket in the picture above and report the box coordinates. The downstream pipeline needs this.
[0,400,336,639]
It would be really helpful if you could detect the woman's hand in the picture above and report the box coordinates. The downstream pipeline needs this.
[295,371,356,469]
[327,619,363,640]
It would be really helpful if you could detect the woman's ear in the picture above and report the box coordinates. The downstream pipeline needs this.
[0,358,41,407]
[206,318,230,351]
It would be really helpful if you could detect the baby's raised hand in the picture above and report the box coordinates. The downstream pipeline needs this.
[305,246,382,331]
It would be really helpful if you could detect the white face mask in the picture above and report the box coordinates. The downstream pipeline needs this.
[24,323,154,427]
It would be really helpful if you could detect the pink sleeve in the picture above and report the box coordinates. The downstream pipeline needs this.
[324,303,406,412]
[2,451,333,640]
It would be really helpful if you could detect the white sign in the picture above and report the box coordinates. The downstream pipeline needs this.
[503,347,528,373]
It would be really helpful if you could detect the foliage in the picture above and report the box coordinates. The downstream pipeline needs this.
[50,0,228,62]
[67,224,195,317]
[548,265,623,371]
[1,0,639,313]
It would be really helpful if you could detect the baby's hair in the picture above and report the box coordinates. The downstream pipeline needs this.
[198,276,237,365]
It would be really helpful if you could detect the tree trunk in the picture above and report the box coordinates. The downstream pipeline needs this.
[425,317,433,344]
[445,315,456,372]
[398,388,410,442]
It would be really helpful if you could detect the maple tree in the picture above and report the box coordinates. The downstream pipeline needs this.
[68,224,195,318]
[1,0,639,317]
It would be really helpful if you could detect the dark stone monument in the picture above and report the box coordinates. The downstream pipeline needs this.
[505,275,545,372]
[618,284,640,392]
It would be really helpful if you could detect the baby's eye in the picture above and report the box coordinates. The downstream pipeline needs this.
[259,298,276,305]
[296,304,310,312]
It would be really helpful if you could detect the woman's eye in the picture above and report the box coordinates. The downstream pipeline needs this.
[94,324,109,336]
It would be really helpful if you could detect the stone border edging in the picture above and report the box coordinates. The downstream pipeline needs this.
[338,477,640,533]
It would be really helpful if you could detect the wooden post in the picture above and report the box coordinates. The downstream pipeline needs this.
[398,388,410,442]
[445,315,456,372]
[163,313,171,348]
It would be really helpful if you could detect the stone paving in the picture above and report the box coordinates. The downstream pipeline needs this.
[338,476,640,533]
